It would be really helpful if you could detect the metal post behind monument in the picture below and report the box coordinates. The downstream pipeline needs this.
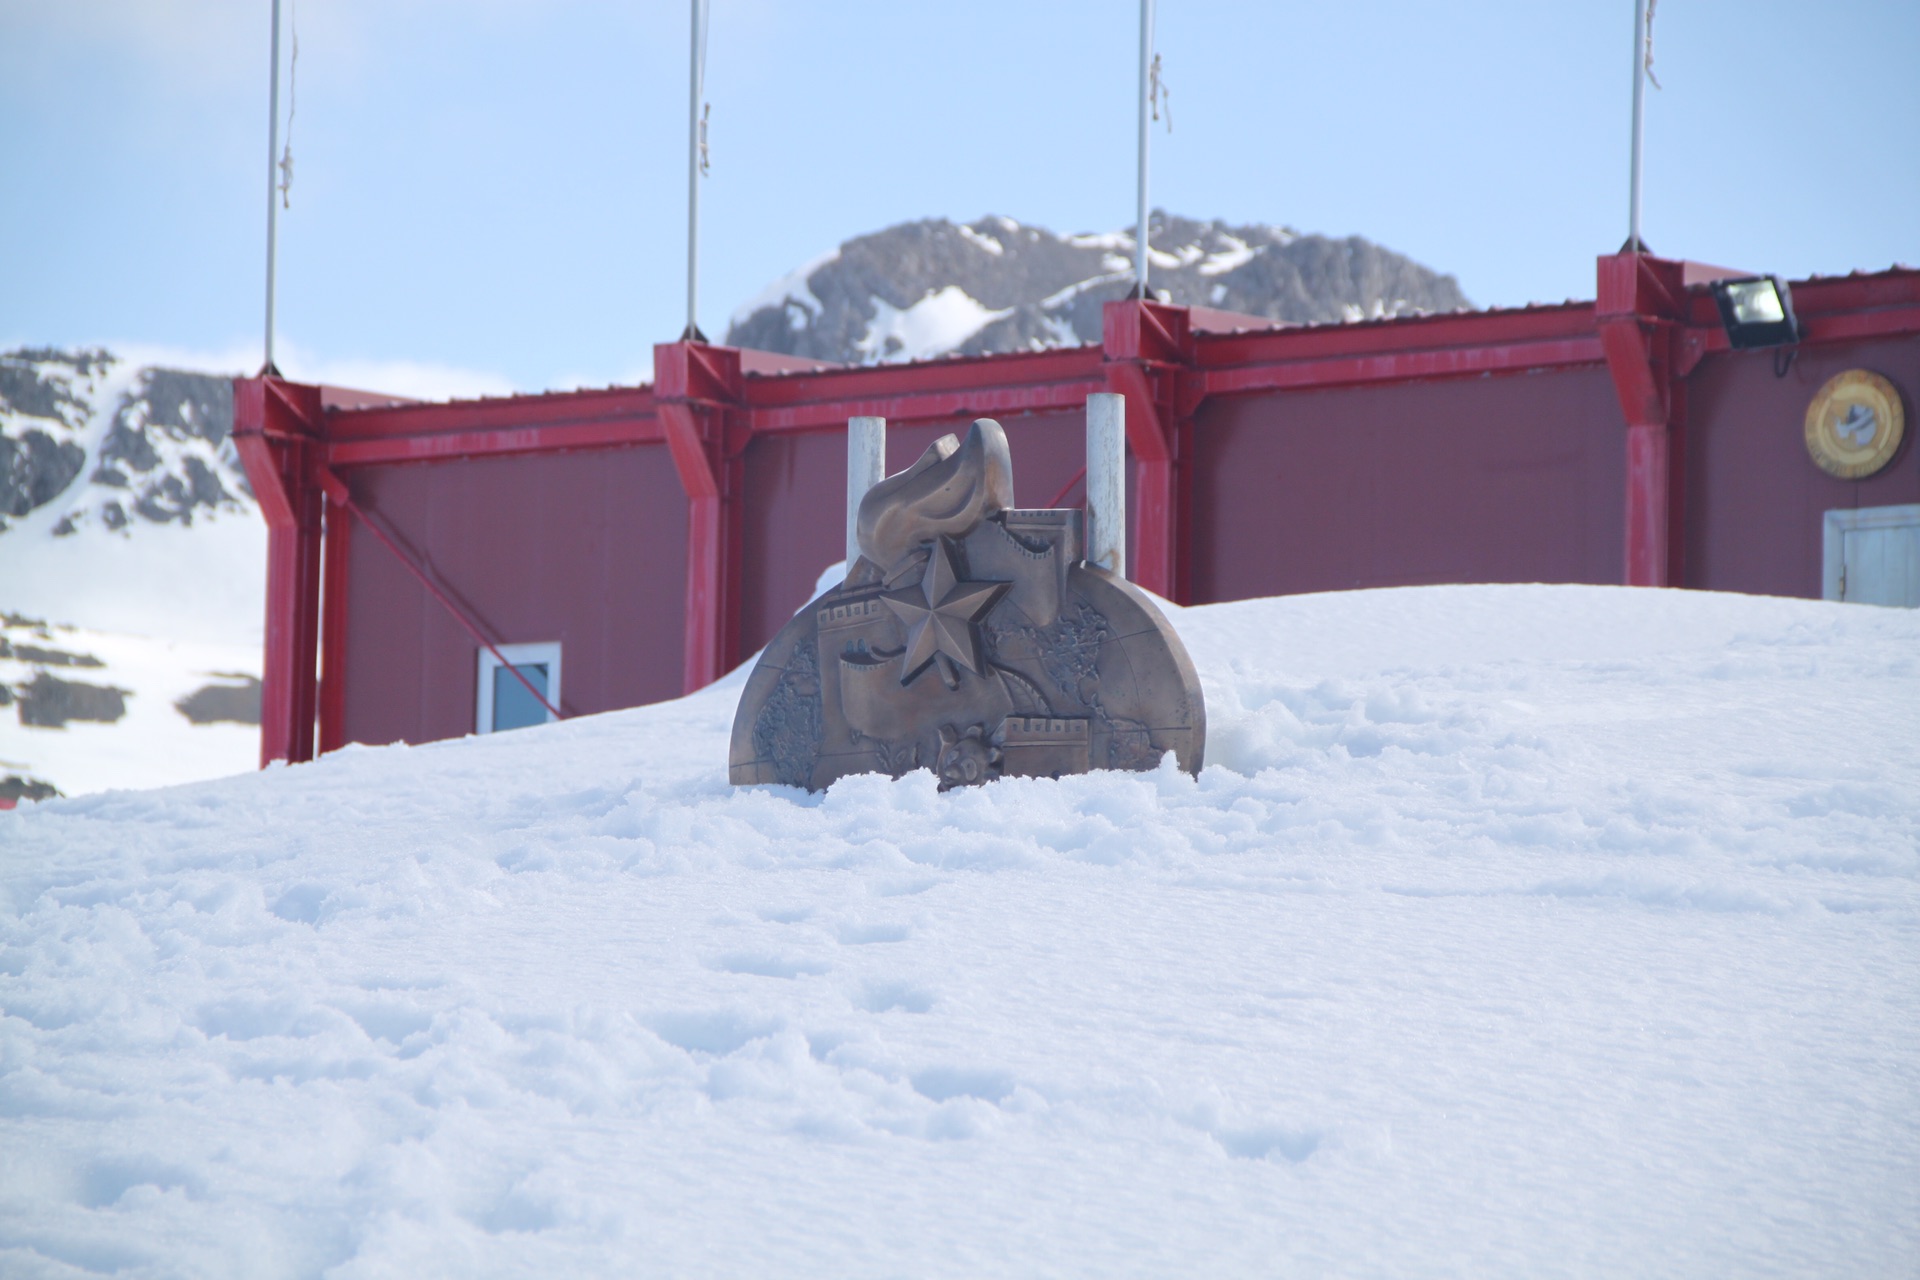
[847,416,886,567]
[1086,393,1126,578]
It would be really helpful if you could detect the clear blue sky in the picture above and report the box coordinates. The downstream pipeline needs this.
[2,0,1915,396]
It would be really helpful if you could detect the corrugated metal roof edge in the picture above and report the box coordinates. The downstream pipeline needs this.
[331,264,1919,413]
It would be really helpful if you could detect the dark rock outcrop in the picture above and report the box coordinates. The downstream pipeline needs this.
[0,774,60,803]
[89,367,239,527]
[15,672,130,728]
[0,429,86,520]
[175,675,262,726]
[0,636,104,667]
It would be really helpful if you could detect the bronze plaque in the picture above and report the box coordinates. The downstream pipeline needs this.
[730,419,1205,791]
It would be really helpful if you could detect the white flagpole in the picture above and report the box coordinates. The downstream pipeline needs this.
[1628,0,1647,250]
[1134,0,1153,297]
[264,0,282,372]
[684,0,705,339]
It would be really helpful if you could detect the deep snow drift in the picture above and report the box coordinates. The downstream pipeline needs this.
[1,584,1916,1277]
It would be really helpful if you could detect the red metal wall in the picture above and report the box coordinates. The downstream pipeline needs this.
[1190,367,1626,602]
[338,447,687,746]
[235,264,1920,767]
[1683,336,1919,597]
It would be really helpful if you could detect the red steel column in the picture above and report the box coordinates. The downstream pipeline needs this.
[655,341,747,692]
[1622,418,1669,586]
[232,376,326,765]
[316,484,352,754]
[1596,252,1687,588]
[1101,299,1196,602]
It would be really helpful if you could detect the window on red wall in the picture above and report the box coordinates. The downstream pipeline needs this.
[476,641,561,733]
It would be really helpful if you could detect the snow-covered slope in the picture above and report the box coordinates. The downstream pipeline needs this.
[0,348,264,799]
[0,347,262,641]
[0,612,260,802]
[2,584,1915,1276]
[726,213,1472,365]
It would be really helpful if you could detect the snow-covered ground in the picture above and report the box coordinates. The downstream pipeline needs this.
[2,584,1916,1277]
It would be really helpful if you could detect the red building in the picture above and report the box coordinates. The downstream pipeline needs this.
[234,250,1919,765]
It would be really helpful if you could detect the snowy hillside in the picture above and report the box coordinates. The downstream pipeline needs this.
[0,348,251,544]
[726,213,1472,365]
[0,612,260,802]
[2,584,1915,1276]
[0,348,264,800]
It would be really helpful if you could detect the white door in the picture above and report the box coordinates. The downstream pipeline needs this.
[1824,504,1920,607]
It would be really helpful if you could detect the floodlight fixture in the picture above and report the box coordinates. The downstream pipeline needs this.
[1710,275,1801,351]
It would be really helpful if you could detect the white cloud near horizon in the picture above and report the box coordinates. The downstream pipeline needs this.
[288,353,516,402]
[14,336,518,403]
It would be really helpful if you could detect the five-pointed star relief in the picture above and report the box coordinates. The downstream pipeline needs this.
[881,537,1009,686]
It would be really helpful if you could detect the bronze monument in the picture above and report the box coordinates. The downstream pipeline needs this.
[729,418,1204,790]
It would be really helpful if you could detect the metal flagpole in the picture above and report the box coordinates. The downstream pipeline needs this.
[1134,0,1153,297]
[264,0,282,373]
[684,0,706,340]
[1627,0,1646,251]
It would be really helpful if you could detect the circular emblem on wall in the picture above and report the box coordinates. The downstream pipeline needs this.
[1804,370,1905,479]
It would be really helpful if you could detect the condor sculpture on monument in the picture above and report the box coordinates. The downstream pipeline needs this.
[729,417,1204,791]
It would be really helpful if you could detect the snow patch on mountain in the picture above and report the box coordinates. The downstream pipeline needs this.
[854,287,1014,364]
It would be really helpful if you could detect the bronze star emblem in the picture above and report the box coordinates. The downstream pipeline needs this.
[882,536,1008,687]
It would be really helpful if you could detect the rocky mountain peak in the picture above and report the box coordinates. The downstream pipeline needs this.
[725,212,1471,366]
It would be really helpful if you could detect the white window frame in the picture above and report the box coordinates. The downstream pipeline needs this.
[476,641,562,734]
[1823,504,1920,604]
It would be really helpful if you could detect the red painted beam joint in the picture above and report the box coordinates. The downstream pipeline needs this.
[1596,252,1689,589]
[232,376,327,766]
[655,341,748,694]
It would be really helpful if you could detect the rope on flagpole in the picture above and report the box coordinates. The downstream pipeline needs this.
[1643,0,1662,90]
[278,0,298,207]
